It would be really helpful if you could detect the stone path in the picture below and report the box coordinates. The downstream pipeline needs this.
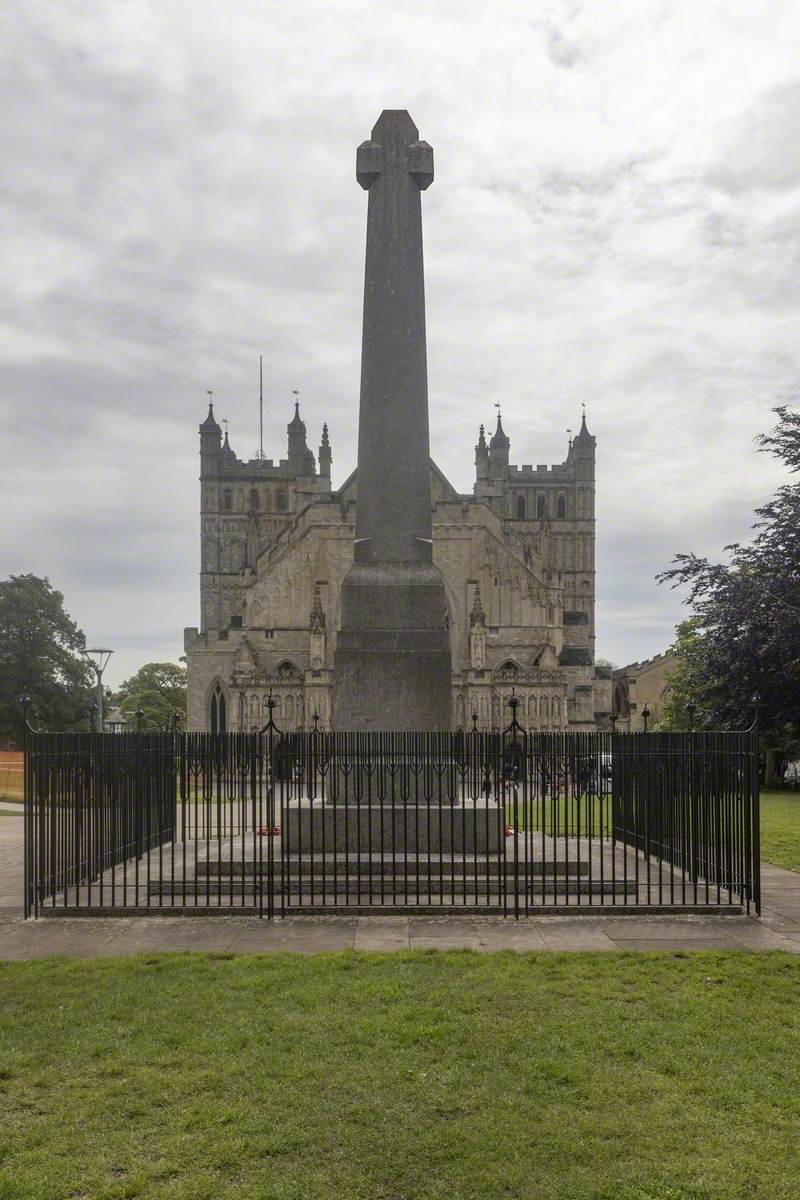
[2,811,799,957]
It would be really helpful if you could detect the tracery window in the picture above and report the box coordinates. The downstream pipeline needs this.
[498,661,520,682]
[516,494,526,519]
[223,489,232,512]
[557,495,566,519]
[537,495,547,519]
[209,684,227,733]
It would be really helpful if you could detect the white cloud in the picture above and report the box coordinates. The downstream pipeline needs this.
[1,0,799,683]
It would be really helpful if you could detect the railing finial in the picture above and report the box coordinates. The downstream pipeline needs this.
[506,687,521,731]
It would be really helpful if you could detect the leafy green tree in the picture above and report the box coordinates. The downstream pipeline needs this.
[117,662,187,729]
[658,407,800,782]
[0,574,93,742]
[654,620,704,731]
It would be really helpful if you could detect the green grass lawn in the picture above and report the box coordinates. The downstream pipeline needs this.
[1,951,799,1200]
[512,791,800,870]
[760,791,800,872]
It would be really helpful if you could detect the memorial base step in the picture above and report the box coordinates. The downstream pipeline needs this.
[197,856,590,879]
[147,878,637,898]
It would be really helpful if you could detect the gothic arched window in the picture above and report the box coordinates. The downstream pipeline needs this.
[223,488,233,512]
[250,488,260,510]
[276,491,287,511]
[516,494,526,519]
[537,495,547,519]
[209,684,227,734]
[498,661,519,682]
[557,495,566,519]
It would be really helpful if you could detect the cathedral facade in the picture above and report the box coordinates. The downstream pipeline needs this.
[185,401,608,732]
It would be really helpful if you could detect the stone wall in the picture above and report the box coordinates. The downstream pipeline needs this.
[612,651,678,731]
[186,409,601,733]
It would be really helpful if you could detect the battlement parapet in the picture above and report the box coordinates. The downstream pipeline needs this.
[508,463,571,478]
[613,650,677,677]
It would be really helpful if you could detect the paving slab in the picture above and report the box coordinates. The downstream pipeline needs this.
[537,921,619,951]
[409,917,480,951]
[760,911,800,933]
[409,917,476,936]
[719,924,800,951]
[228,920,358,954]
[473,921,548,951]
[593,919,738,941]
[355,916,410,951]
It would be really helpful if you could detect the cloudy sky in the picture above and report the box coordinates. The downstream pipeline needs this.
[2,1,799,686]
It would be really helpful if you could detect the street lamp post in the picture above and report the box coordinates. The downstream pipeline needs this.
[83,648,113,732]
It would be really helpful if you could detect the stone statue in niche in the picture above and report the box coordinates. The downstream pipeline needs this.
[469,585,486,670]
[309,583,327,672]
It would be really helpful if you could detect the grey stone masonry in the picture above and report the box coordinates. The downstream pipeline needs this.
[332,110,452,731]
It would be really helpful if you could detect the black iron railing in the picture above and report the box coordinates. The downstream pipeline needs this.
[23,705,760,917]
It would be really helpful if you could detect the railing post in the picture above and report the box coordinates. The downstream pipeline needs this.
[20,696,33,918]
[750,694,761,915]
[686,702,696,880]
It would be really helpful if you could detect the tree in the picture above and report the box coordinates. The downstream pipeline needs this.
[658,407,800,782]
[117,662,187,729]
[654,619,704,731]
[0,574,94,742]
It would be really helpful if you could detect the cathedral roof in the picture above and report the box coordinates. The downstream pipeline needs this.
[200,401,221,432]
[489,413,509,449]
[332,458,461,504]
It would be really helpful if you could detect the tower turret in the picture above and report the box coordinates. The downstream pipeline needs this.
[318,422,332,479]
[287,402,316,475]
[199,401,222,474]
[489,412,510,476]
[571,411,595,479]
[475,423,489,483]
[220,429,237,465]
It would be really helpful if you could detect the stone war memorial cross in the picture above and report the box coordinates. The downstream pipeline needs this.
[332,110,452,731]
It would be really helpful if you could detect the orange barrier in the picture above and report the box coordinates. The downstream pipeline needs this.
[0,751,24,799]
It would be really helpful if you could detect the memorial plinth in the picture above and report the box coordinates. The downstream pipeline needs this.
[285,799,502,854]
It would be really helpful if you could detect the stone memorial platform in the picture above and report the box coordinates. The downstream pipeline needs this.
[284,798,502,854]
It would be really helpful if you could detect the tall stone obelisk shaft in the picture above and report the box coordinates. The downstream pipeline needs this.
[332,110,452,731]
